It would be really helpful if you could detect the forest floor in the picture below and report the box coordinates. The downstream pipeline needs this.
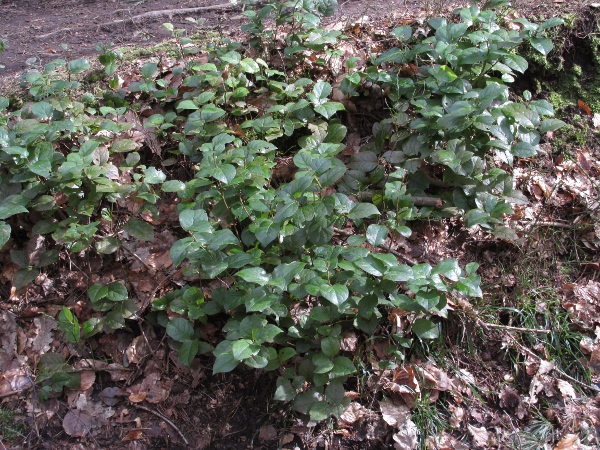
[1,1,599,450]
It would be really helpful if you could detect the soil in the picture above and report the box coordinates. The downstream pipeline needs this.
[0,0,419,80]
[0,0,591,78]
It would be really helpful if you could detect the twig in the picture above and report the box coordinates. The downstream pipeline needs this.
[121,242,156,276]
[133,404,190,446]
[98,4,235,29]
[0,387,30,399]
[412,196,443,208]
[37,27,74,40]
[333,227,418,265]
[553,367,600,393]
[138,269,178,315]
[529,221,577,229]
[476,320,552,334]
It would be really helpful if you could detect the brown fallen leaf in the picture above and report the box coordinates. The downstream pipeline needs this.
[554,434,581,450]
[380,397,410,428]
[392,418,418,450]
[63,409,92,437]
[577,99,591,116]
[556,380,577,400]
[123,428,148,441]
[467,424,490,448]
[258,424,278,441]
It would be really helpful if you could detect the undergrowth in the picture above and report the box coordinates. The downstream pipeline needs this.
[0,0,573,434]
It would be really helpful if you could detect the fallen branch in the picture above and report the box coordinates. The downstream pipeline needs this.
[38,28,75,40]
[98,4,235,29]
[38,4,235,40]
[553,367,600,393]
[476,320,551,334]
[133,404,190,446]
[412,196,443,208]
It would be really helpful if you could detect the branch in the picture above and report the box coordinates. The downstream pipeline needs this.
[38,4,235,39]
[476,320,551,335]
[133,404,190,446]
[99,4,235,29]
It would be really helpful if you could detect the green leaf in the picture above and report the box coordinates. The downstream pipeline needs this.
[67,58,90,74]
[273,201,299,223]
[540,119,565,133]
[162,180,186,192]
[279,347,296,362]
[58,307,80,344]
[96,237,120,254]
[274,378,296,401]
[366,224,388,246]
[315,0,338,16]
[170,238,197,266]
[540,17,564,30]
[144,167,166,184]
[239,58,260,73]
[464,209,491,227]
[391,25,412,41]
[0,222,10,249]
[111,139,138,153]
[312,81,332,102]
[320,284,349,307]
[212,164,236,184]
[456,274,483,297]
[237,267,270,285]
[313,353,334,373]
[326,380,346,404]
[0,197,28,220]
[348,203,380,220]
[432,258,461,282]
[253,220,280,246]
[255,324,283,343]
[511,141,536,158]
[179,339,199,366]
[141,62,158,79]
[213,352,239,374]
[31,102,54,120]
[201,104,226,122]
[315,102,345,119]
[166,317,194,342]
[106,282,128,301]
[88,284,109,303]
[232,339,258,361]
[412,318,439,339]
[309,401,330,421]
[176,100,199,111]
[293,390,323,415]
[330,356,356,377]
[124,218,154,242]
[13,268,38,289]
[179,209,209,230]
[321,336,340,357]
[530,37,553,56]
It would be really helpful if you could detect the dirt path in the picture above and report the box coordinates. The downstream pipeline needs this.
[0,0,587,80]
[0,0,414,78]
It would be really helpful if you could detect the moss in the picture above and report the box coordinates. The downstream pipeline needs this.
[120,31,221,61]
[551,122,591,155]
[0,406,27,440]
[520,9,600,115]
